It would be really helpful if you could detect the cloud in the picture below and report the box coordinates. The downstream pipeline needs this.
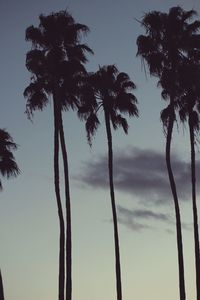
[118,205,171,222]
[117,205,193,232]
[117,205,171,231]
[118,216,151,231]
[76,147,197,205]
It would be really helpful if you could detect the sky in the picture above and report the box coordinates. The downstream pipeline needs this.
[1,0,200,299]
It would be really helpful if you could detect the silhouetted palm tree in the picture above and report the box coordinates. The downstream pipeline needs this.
[0,270,4,300]
[137,6,200,300]
[178,57,200,300]
[79,65,138,300]
[0,129,19,190]
[24,10,93,300]
[0,129,19,300]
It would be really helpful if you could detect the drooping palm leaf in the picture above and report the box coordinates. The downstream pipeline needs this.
[0,129,19,190]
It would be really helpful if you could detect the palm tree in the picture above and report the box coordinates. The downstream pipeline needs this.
[137,6,200,300]
[24,10,93,300]
[0,270,4,300]
[79,65,138,300]
[178,57,200,300]
[0,129,19,190]
[0,129,19,300]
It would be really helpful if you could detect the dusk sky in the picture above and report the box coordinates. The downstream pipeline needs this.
[1,0,200,299]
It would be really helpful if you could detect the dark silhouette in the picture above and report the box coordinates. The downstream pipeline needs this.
[0,129,19,300]
[24,10,93,300]
[178,57,200,300]
[53,97,65,300]
[0,129,19,189]
[137,6,200,300]
[79,65,138,300]
[0,271,4,300]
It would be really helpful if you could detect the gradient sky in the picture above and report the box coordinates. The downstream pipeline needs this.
[1,0,200,299]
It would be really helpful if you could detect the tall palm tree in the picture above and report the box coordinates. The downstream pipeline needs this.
[24,10,93,300]
[178,58,200,300]
[0,129,19,300]
[79,65,138,300]
[137,6,200,300]
[0,129,19,190]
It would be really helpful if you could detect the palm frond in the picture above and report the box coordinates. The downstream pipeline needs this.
[26,49,46,75]
[85,112,100,146]
[25,26,44,47]
[142,11,164,34]
[61,94,79,111]
[76,75,97,118]
[161,89,170,100]
[121,80,136,90]
[25,86,49,118]
[0,155,20,178]
[77,105,91,120]
[66,44,93,63]
[179,105,188,123]
[116,93,138,116]
[136,35,155,56]
[0,129,20,188]
[111,113,129,134]
[160,105,175,129]
[115,72,136,92]
[116,72,130,83]
[190,110,200,132]
[182,9,197,22]
[68,23,90,41]
[187,21,200,34]
[0,129,17,150]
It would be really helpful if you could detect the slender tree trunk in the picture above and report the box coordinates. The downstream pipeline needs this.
[165,104,186,300]
[0,270,5,300]
[104,110,122,300]
[189,113,200,300]
[53,98,65,300]
[57,109,72,300]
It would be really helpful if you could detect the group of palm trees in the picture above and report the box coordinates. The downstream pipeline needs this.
[137,7,200,300]
[1,5,200,300]
[23,10,139,300]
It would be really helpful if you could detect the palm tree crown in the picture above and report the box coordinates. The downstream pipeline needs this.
[137,6,200,121]
[79,64,138,144]
[137,6,200,74]
[0,129,19,190]
[24,10,93,116]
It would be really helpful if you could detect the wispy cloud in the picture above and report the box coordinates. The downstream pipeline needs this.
[117,205,172,231]
[76,147,196,205]
[118,205,171,222]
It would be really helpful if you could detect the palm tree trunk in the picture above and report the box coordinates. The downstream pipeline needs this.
[57,109,72,300]
[189,112,200,300]
[0,270,5,300]
[166,105,186,300]
[53,98,65,300]
[104,110,122,300]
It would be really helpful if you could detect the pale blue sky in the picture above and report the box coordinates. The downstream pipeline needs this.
[0,0,200,299]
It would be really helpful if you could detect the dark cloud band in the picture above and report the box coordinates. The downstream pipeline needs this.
[76,147,196,204]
